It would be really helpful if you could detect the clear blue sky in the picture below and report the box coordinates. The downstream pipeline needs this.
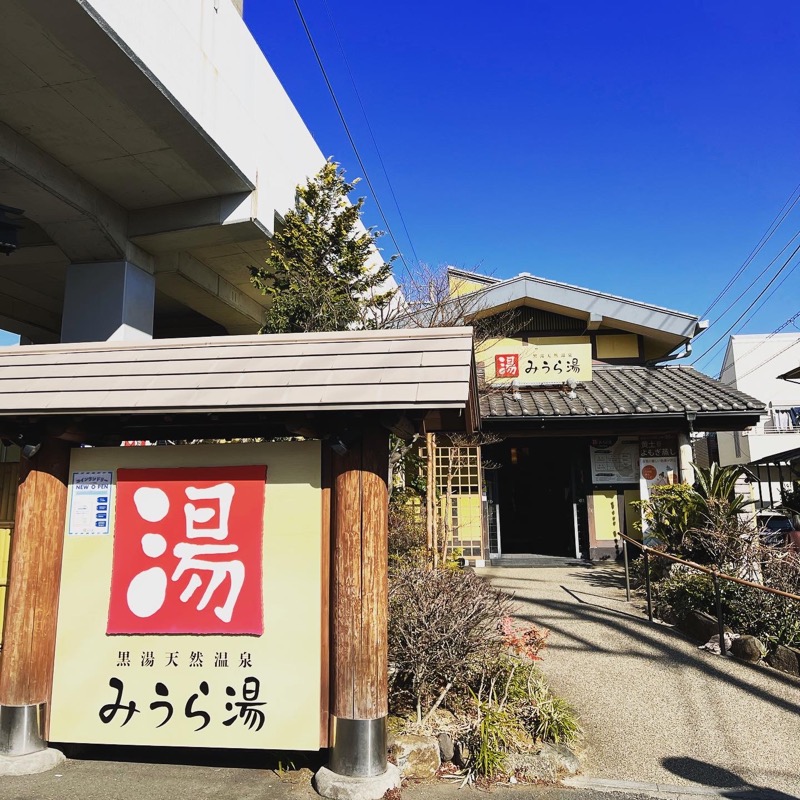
[3,2,799,376]
[245,0,800,376]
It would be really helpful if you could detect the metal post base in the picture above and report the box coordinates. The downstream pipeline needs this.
[0,704,47,756]
[329,716,388,778]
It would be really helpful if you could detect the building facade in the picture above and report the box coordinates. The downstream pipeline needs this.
[436,269,765,562]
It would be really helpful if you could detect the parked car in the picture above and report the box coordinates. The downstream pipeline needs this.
[757,512,795,547]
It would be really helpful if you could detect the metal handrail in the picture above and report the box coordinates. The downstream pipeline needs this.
[616,530,800,656]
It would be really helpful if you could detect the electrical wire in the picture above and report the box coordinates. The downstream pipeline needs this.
[694,228,800,362]
[701,180,800,319]
[716,310,800,384]
[291,0,414,279]
[321,0,421,268]
[692,239,800,369]
[713,266,800,381]
[724,330,800,385]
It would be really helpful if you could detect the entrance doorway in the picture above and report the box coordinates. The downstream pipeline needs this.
[486,438,582,557]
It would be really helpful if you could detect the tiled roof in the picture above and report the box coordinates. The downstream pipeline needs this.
[0,328,475,416]
[480,365,765,419]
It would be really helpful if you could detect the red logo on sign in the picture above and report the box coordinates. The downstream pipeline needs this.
[495,354,519,378]
[107,465,266,635]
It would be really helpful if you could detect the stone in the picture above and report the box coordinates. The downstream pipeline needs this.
[699,631,738,655]
[730,635,765,663]
[389,734,440,779]
[538,742,581,775]
[0,748,66,776]
[453,740,471,768]
[314,764,401,800]
[505,752,559,783]
[680,610,730,644]
[767,644,800,677]
[276,766,315,785]
[437,732,455,763]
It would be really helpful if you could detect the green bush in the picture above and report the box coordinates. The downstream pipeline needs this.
[652,568,800,648]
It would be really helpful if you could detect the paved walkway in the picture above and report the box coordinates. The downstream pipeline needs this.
[484,564,800,799]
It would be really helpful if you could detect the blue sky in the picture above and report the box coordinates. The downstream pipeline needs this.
[3,3,798,375]
[245,0,800,375]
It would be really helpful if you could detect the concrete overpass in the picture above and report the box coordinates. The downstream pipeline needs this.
[0,0,349,343]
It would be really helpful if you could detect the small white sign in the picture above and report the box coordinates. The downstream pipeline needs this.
[68,471,113,535]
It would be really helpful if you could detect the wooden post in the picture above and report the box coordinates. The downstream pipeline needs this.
[425,432,436,568]
[329,425,389,778]
[0,437,70,755]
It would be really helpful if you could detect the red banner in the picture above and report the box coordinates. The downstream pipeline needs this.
[108,465,266,635]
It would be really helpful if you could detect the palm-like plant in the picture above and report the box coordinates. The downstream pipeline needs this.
[692,462,753,518]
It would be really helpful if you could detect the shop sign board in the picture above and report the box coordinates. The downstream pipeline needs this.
[638,455,680,546]
[481,339,592,385]
[590,437,639,484]
[50,441,323,750]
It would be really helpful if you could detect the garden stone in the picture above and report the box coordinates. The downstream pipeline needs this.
[681,610,730,644]
[767,644,800,676]
[505,752,559,783]
[730,635,765,663]
[437,732,455,763]
[389,734,440,779]
[454,741,471,768]
[538,742,581,775]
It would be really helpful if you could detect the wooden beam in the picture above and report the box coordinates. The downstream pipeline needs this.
[0,438,70,726]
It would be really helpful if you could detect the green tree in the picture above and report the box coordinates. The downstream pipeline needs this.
[249,160,396,333]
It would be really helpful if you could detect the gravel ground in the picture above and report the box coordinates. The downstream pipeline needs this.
[483,564,800,798]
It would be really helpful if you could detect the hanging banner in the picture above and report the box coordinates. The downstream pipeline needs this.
[590,437,639,484]
[50,442,323,751]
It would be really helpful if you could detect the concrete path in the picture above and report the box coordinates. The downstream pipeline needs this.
[484,564,800,799]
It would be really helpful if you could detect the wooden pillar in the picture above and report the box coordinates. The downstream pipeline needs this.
[0,437,70,755]
[329,425,389,777]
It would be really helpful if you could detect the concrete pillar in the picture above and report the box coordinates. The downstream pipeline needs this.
[678,432,695,486]
[61,261,155,343]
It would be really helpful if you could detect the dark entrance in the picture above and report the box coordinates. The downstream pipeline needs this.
[487,437,584,557]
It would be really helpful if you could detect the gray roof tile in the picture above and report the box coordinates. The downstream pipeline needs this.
[479,365,764,420]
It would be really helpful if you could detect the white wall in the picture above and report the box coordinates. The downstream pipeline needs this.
[84,0,326,233]
[721,334,800,407]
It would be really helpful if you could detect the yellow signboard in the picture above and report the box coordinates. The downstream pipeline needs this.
[479,338,592,385]
[50,441,323,750]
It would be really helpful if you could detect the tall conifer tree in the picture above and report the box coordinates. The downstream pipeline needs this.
[250,160,395,333]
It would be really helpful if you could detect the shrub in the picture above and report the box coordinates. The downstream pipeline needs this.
[388,504,427,570]
[388,566,513,720]
[652,566,800,648]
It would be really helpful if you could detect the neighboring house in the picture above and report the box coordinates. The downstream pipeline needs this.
[717,334,800,509]
[429,268,765,563]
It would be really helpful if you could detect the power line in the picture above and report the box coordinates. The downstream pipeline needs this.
[692,238,800,368]
[701,180,800,319]
[291,0,414,279]
[321,0,421,268]
[712,262,800,379]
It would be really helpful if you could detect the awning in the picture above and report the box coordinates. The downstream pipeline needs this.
[0,328,479,440]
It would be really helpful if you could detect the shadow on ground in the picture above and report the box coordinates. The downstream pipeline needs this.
[52,742,326,771]
[662,756,800,800]
[489,570,800,717]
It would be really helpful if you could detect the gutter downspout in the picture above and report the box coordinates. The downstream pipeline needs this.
[646,342,692,367]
